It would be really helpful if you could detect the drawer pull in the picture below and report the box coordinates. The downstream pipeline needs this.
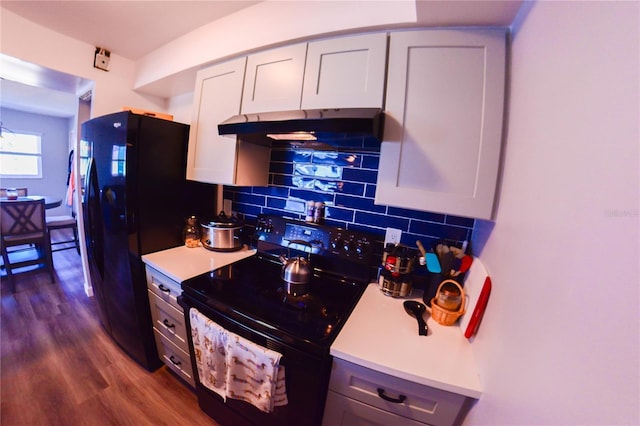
[163,319,176,329]
[169,355,181,366]
[158,284,171,293]
[377,388,406,404]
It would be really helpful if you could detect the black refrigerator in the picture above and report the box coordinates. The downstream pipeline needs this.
[81,111,216,371]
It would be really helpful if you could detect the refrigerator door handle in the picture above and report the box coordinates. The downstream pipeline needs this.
[84,157,105,281]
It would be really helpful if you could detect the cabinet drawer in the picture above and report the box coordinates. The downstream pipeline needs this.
[328,359,467,426]
[146,266,182,312]
[148,290,189,353]
[154,330,195,388]
[323,390,425,426]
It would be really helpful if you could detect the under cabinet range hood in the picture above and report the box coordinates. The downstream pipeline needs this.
[217,108,383,151]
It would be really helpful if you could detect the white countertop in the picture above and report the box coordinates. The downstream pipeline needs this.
[141,245,256,282]
[331,283,482,399]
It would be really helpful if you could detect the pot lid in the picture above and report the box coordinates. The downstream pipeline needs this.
[203,211,243,228]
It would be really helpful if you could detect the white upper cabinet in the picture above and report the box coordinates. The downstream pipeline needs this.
[241,43,308,114]
[186,57,270,186]
[302,33,387,109]
[375,29,506,220]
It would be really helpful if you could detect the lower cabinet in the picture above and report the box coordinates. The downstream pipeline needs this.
[145,266,195,387]
[323,359,469,426]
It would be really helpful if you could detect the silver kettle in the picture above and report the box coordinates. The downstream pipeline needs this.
[279,240,312,295]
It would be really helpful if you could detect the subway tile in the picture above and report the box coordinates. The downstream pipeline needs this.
[289,188,333,203]
[270,161,294,175]
[354,211,409,231]
[271,174,293,187]
[311,151,361,167]
[364,184,376,198]
[387,207,445,223]
[336,181,365,196]
[445,215,475,228]
[341,167,378,184]
[361,154,380,170]
[252,186,289,197]
[325,206,355,223]
[409,220,468,241]
[294,163,343,179]
[335,194,386,213]
[235,192,266,206]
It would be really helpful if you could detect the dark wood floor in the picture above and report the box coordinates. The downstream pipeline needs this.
[1,230,218,425]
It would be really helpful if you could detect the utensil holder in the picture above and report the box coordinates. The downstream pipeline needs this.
[430,280,466,326]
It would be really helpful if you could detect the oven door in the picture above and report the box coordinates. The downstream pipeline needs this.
[179,295,332,426]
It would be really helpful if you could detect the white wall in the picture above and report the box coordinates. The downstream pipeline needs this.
[466,2,639,425]
[0,8,167,119]
[0,108,72,216]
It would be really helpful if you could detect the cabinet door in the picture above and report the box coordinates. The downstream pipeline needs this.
[302,33,387,109]
[186,57,245,184]
[375,29,506,220]
[241,43,308,114]
[186,58,270,186]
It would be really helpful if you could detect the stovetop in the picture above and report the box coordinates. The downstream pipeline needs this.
[181,254,367,351]
[181,215,383,353]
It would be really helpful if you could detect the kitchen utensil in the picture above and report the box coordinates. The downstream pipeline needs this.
[201,211,243,251]
[458,257,492,339]
[465,276,492,338]
[280,240,313,296]
[430,280,466,326]
[459,255,473,273]
[403,300,428,336]
[416,240,441,273]
[378,269,413,297]
[425,253,441,273]
[440,251,455,276]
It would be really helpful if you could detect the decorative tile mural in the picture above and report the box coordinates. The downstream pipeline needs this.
[223,148,475,251]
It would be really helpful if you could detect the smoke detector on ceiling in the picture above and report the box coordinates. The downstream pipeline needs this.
[94,47,110,71]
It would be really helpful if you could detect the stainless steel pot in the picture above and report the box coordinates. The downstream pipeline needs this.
[279,240,312,296]
[200,211,243,252]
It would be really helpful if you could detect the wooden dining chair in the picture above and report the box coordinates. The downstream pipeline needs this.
[1,198,55,292]
[46,188,80,254]
[0,187,28,197]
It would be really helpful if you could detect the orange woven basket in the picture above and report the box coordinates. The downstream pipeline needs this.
[430,279,466,326]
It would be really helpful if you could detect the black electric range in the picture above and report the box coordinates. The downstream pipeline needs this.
[179,215,382,426]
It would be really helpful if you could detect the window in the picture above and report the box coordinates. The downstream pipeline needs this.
[0,131,43,178]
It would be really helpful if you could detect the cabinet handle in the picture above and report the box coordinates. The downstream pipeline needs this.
[163,319,176,329]
[158,284,171,293]
[377,388,407,404]
[169,355,181,366]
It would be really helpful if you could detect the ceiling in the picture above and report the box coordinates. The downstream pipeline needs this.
[0,0,260,117]
[1,1,261,61]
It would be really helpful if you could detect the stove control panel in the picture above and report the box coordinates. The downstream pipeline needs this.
[254,215,382,263]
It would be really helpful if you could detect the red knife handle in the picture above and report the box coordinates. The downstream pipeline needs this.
[465,276,492,339]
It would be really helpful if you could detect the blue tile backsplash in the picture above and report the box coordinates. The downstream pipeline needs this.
[223,148,475,252]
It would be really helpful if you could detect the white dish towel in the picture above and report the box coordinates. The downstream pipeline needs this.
[189,308,288,413]
[226,332,288,412]
[189,308,228,401]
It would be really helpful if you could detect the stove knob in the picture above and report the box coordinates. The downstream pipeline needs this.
[331,239,341,250]
[343,241,353,253]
